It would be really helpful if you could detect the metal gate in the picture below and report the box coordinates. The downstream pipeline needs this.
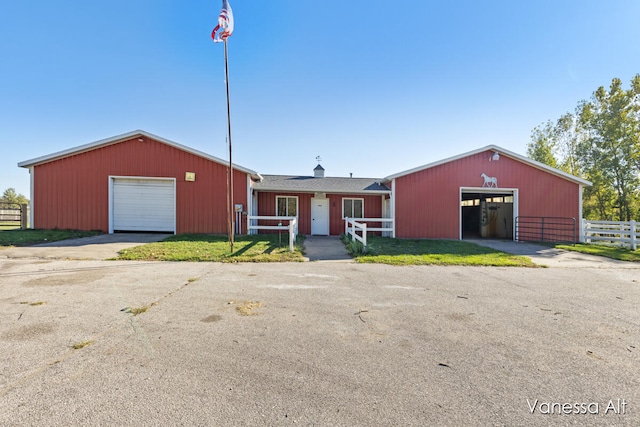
[515,216,576,244]
[0,203,26,230]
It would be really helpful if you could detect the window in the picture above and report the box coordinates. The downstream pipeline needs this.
[276,196,298,217]
[461,199,480,207]
[342,198,364,218]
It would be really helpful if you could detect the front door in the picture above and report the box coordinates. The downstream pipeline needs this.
[311,198,329,235]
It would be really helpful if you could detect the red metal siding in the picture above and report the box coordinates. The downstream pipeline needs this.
[256,192,383,235]
[32,136,249,234]
[394,150,581,239]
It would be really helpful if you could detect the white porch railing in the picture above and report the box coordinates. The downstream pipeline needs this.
[247,216,298,252]
[583,219,638,250]
[345,218,394,235]
[345,218,367,248]
[344,218,395,248]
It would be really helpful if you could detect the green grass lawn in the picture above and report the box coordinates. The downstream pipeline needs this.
[349,236,536,267]
[555,243,640,262]
[115,234,306,262]
[0,229,102,247]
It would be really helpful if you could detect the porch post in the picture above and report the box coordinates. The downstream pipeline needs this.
[391,179,396,238]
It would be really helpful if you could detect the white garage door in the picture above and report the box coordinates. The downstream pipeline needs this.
[112,178,175,232]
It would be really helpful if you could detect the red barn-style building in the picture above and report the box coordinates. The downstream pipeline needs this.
[384,146,591,241]
[19,131,591,242]
[18,130,258,234]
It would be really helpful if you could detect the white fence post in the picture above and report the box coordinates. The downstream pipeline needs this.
[362,222,367,248]
[584,219,590,244]
[289,218,297,252]
[631,220,637,251]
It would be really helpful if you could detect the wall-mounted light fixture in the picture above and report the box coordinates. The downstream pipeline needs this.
[489,151,500,161]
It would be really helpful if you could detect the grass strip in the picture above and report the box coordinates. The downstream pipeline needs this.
[555,243,640,262]
[0,229,101,247]
[116,233,305,262]
[351,236,536,267]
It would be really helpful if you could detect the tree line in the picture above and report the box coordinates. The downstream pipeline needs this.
[0,188,29,206]
[527,75,640,221]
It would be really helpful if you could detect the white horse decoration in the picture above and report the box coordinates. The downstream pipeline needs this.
[481,173,498,188]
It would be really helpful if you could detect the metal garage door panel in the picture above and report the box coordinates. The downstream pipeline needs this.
[113,179,175,232]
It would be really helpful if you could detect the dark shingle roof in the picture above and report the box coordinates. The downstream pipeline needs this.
[253,175,390,194]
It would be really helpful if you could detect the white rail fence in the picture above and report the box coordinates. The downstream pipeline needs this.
[345,218,395,249]
[247,216,298,252]
[345,218,367,248]
[583,219,637,250]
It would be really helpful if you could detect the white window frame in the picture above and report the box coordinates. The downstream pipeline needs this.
[276,195,299,217]
[342,197,364,219]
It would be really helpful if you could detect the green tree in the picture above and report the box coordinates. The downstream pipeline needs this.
[577,76,640,221]
[530,75,640,221]
[554,113,582,176]
[527,113,582,176]
[1,188,29,206]
[527,121,559,168]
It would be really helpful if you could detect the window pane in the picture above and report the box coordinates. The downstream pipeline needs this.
[354,200,363,218]
[288,197,297,216]
[277,198,287,216]
[343,199,353,218]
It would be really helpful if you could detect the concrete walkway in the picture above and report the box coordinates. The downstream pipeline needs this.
[467,239,640,269]
[0,233,167,260]
[303,236,352,262]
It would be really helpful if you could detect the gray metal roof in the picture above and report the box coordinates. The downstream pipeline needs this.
[253,174,391,194]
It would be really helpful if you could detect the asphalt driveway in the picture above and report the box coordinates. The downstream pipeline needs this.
[1,258,638,426]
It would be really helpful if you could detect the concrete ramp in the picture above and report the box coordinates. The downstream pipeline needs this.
[303,236,352,262]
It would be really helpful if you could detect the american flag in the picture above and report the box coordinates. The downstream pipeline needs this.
[211,0,234,43]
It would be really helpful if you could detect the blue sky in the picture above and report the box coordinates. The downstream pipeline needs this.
[2,0,639,198]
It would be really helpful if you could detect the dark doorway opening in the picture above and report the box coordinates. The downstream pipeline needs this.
[461,192,514,239]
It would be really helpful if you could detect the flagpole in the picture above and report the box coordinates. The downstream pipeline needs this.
[224,38,234,253]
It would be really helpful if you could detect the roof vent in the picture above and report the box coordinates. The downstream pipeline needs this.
[314,164,325,178]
